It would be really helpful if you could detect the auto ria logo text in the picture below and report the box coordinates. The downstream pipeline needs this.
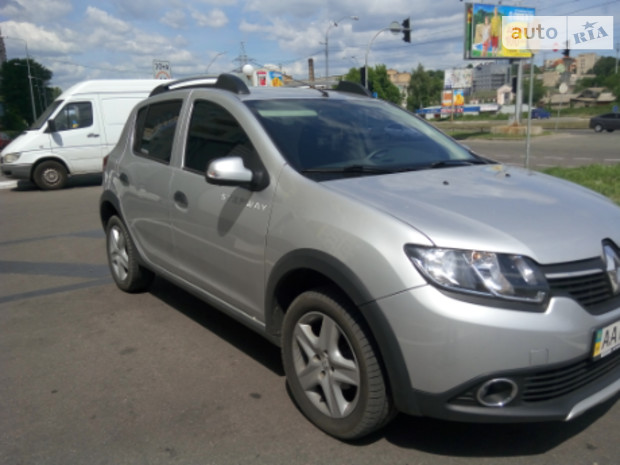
[502,16,614,51]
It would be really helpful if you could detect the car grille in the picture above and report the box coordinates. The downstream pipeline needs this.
[547,270,613,309]
[523,350,620,402]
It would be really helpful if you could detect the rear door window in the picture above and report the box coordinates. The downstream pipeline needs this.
[133,100,183,164]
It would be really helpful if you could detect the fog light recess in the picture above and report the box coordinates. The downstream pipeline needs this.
[476,378,518,407]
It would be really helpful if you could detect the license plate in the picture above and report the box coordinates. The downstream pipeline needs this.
[593,320,620,359]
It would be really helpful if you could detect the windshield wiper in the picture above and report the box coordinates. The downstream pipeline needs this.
[301,165,394,175]
[429,159,488,169]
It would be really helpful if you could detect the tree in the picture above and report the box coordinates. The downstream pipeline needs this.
[580,56,620,103]
[342,65,402,105]
[0,58,53,129]
[522,76,546,105]
[406,64,444,112]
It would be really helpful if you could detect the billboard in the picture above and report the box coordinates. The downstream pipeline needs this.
[464,3,535,59]
[444,68,473,89]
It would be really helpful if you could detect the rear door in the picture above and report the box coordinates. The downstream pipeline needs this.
[118,98,184,269]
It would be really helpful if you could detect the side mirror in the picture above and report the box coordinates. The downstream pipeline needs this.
[47,120,57,133]
[206,156,268,191]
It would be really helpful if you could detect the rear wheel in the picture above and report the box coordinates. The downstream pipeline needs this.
[594,124,603,133]
[282,288,392,440]
[33,160,68,190]
[106,215,154,292]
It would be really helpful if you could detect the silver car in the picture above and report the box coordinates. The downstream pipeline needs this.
[100,74,620,440]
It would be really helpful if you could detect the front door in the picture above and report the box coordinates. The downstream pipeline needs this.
[49,100,103,173]
[168,98,273,320]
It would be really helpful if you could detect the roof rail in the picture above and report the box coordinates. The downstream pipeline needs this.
[149,73,251,97]
[334,81,372,97]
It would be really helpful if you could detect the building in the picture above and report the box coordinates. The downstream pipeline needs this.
[472,62,509,93]
[387,69,411,105]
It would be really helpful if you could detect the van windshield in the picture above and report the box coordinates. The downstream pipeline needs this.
[29,100,63,130]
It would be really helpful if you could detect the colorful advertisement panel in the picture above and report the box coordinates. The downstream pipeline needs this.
[464,3,535,59]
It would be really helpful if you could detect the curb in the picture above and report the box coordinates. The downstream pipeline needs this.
[0,180,18,190]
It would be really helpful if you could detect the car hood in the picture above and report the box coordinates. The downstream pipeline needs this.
[324,164,620,264]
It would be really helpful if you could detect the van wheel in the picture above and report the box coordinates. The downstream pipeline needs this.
[282,289,393,440]
[106,215,154,292]
[33,161,68,190]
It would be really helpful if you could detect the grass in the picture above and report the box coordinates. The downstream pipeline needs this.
[542,164,620,205]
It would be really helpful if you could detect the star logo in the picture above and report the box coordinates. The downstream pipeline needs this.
[582,21,597,29]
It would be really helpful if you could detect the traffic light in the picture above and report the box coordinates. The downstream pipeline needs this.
[402,18,411,43]
[360,66,366,87]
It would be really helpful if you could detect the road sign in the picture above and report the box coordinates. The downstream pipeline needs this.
[153,60,172,80]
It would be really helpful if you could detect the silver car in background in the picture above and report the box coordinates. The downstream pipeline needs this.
[100,74,620,440]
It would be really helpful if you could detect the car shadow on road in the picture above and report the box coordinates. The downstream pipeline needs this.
[11,173,102,191]
[148,276,284,377]
[146,276,618,456]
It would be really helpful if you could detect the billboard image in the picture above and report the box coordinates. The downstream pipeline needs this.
[444,68,473,89]
[464,3,535,59]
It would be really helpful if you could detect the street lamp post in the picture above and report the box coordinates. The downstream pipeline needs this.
[206,51,226,73]
[364,21,402,90]
[324,15,358,81]
[3,35,37,122]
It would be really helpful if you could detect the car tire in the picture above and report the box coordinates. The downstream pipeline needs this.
[33,160,68,190]
[106,215,154,292]
[282,288,393,440]
[594,124,603,133]
[606,129,614,132]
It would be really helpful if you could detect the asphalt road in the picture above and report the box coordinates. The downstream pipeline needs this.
[461,129,620,169]
[1,133,619,465]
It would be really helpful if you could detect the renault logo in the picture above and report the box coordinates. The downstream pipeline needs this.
[603,244,620,295]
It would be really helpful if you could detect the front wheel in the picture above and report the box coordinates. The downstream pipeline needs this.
[106,216,154,292]
[33,160,68,190]
[282,289,392,440]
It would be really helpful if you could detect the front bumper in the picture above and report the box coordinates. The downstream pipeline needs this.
[0,162,32,180]
[362,285,620,422]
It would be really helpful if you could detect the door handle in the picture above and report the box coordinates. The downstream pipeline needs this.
[87,133,100,138]
[174,191,189,209]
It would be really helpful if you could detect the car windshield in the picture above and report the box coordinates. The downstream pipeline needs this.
[246,97,490,180]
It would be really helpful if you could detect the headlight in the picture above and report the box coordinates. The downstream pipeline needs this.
[604,243,620,295]
[406,246,549,304]
[2,152,21,163]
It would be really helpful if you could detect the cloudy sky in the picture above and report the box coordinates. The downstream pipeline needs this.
[1,0,619,91]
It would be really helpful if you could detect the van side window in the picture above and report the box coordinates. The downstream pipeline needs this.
[133,100,182,164]
[184,100,256,174]
[53,102,93,131]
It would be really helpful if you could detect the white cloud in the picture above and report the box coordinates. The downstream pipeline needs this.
[84,6,133,35]
[1,20,79,56]
[0,0,72,23]
[161,9,187,29]
[190,8,229,28]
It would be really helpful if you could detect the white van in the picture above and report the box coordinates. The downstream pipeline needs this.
[0,79,166,190]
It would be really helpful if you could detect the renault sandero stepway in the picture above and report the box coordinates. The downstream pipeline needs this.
[100,74,620,440]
